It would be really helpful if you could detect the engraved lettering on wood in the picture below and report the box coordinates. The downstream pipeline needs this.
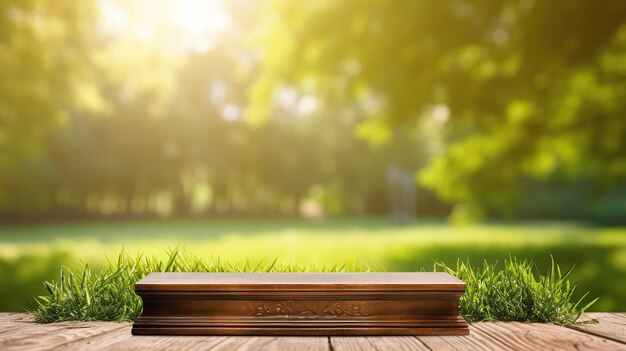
[251,301,365,318]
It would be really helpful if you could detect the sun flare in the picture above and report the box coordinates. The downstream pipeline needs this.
[98,0,231,52]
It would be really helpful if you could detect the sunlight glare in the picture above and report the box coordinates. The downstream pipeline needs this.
[98,0,231,52]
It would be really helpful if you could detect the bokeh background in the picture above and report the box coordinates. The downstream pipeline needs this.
[1,0,626,312]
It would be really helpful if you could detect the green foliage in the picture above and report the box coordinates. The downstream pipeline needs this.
[252,0,626,220]
[1,0,437,220]
[436,258,598,324]
[32,247,596,325]
[2,1,626,221]
[0,0,96,213]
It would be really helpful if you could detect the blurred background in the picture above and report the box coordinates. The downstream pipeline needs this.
[1,0,626,312]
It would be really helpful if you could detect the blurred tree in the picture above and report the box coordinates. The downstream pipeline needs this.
[5,0,625,222]
[0,0,96,215]
[1,0,424,220]
[249,0,626,220]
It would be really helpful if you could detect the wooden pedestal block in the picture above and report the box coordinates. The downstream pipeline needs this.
[131,272,468,336]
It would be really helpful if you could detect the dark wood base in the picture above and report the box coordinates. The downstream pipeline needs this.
[132,326,469,336]
[132,273,469,336]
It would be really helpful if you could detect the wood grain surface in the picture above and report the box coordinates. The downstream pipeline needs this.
[2,313,625,351]
[474,321,626,351]
[136,272,466,291]
[569,312,626,344]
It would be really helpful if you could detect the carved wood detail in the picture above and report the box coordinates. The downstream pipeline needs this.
[251,301,365,318]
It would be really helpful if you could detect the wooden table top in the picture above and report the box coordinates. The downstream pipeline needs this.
[2,313,625,350]
[136,272,466,291]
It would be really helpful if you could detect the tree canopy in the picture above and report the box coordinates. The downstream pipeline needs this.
[249,0,626,219]
[1,0,626,222]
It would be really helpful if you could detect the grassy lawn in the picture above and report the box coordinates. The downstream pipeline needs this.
[1,218,625,312]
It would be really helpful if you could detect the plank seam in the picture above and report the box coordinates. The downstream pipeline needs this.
[610,313,626,322]
[0,323,36,335]
[364,336,380,351]
[0,323,74,344]
[411,335,435,351]
[210,336,233,350]
[566,325,626,345]
[327,336,334,351]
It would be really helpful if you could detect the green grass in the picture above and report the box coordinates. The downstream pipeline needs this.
[437,258,597,324]
[1,218,625,312]
[31,248,597,325]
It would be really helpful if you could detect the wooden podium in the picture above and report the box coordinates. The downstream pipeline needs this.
[131,272,468,336]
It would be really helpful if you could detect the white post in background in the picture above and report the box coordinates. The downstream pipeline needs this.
[387,165,416,224]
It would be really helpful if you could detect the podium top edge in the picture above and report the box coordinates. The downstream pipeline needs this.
[135,272,466,291]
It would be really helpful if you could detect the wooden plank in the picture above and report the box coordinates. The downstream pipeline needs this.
[332,336,431,351]
[417,325,513,350]
[366,336,430,351]
[474,322,626,351]
[1,313,623,351]
[96,335,328,351]
[0,313,35,334]
[367,337,430,350]
[133,272,468,336]
[210,336,329,351]
[0,322,37,336]
[100,335,228,351]
[49,325,133,351]
[0,313,33,323]
[568,313,626,344]
[0,323,68,342]
[333,336,431,351]
[331,337,377,351]
[0,321,128,351]
[107,336,328,351]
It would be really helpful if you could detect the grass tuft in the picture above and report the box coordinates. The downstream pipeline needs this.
[435,256,598,324]
[31,249,596,325]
